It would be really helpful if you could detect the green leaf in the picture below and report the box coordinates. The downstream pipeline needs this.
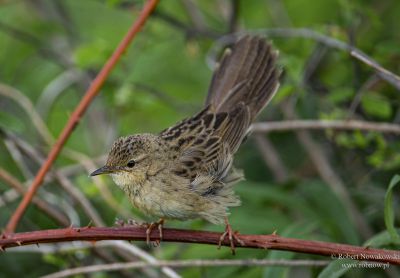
[361,93,392,119]
[273,84,295,103]
[384,175,400,244]
[363,229,400,247]
[263,222,318,278]
[42,254,67,267]
[73,39,112,69]
[318,259,354,278]
[299,180,360,244]
[263,251,294,278]
[352,130,368,148]
[328,88,354,104]
[0,111,24,133]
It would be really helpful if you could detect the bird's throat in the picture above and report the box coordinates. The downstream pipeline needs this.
[111,171,145,191]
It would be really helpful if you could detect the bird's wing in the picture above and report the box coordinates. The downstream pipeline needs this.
[159,36,279,183]
[159,105,249,181]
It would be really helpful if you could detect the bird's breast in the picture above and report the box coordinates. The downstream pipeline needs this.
[127,178,168,217]
[125,173,201,220]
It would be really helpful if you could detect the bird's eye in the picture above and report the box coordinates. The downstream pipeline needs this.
[127,160,136,168]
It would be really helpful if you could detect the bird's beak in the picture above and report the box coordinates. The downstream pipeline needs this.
[90,165,114,176]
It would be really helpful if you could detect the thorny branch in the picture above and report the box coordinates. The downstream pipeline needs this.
[5,0,160,233]
[1,227,399,265]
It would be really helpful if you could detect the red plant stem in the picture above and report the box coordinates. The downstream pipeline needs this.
[1,227,399,265]
[5,0,159,233]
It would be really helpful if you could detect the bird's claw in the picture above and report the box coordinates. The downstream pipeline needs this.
[115,218,164,246]
[146,218,164,246]
[218,218,244,255]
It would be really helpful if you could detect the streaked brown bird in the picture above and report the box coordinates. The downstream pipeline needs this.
[91,36,280,252]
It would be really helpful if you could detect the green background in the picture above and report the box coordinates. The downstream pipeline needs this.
[0,0,399,277]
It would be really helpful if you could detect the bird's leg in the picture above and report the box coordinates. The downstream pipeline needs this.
[114,218,164,246]
[218,217,244,255]
[146,218,164,246]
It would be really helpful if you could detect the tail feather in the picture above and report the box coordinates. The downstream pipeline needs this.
[206,36,280,121]
[205,37,257,107]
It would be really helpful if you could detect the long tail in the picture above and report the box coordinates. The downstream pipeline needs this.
[204,36,280,153]
[205,36,280,122]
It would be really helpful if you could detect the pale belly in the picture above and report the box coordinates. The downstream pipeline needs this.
[111,170,234,224]
[122,177,200,221]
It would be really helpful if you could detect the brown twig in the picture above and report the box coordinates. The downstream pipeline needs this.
[0,227,399,265]
[181,0,207,32]
[5,0,159,233]
[251,120,400,134]
[253,135,289,183]
[227,0,240,33]
[347,74,380,119]
[207,28,400,90]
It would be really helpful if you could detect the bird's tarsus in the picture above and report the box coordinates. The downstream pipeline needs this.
[115,218,165,246]
[218,217,244,255]
[146,218,164,246]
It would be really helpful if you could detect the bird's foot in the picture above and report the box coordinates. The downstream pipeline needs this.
[146,218,164,246]
[115,218,165,246]
[218,217,244,255]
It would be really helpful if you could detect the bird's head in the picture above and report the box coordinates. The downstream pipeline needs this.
[90,134,163,188]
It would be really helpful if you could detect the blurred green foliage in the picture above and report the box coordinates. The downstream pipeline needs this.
[0,0,399,277]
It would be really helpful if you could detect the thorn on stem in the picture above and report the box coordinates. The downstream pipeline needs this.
[0,246,4,252]
[0,230,8,239]
[16,241,22,246]
[86,220,93,229]
[115,218,125,227]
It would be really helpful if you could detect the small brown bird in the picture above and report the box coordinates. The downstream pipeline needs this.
[91,36,280,252]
